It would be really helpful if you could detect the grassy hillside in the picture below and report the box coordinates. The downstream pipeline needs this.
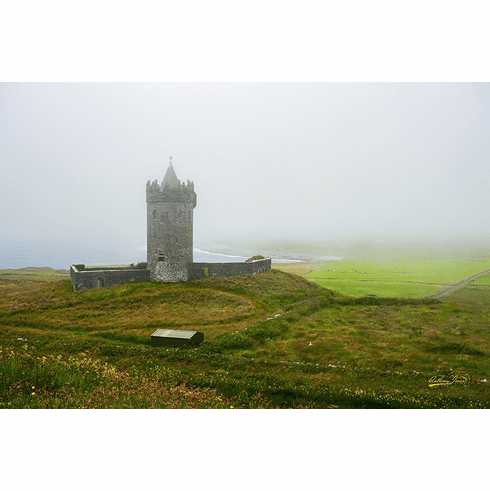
[1,269,489,408]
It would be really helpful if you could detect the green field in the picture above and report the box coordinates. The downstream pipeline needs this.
[472,272,490,286]
[306,279,442,298]
[300,259,490,298]
[1,268,490,409]
[442,286,490,303]
[0,267,69,283]
[440,271,490,303]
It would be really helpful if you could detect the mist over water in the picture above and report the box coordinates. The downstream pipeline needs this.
[0,243,304,270]
[2,83,490,268]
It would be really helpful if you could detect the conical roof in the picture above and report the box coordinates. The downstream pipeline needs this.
[163,162,180,187]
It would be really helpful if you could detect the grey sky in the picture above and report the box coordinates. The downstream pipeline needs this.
[1,83,490,258]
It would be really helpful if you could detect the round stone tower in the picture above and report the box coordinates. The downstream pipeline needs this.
[146,161,197,282]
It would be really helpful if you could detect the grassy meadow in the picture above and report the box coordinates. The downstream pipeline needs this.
[440,276,490,304]
[473,276,490,286]
[0,267,69,283]
[297,258,490,298]
[1,263,490,408]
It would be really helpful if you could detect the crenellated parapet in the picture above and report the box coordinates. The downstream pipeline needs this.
[146,179,197,206]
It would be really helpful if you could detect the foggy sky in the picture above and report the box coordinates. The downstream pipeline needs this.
[1,83,490,257]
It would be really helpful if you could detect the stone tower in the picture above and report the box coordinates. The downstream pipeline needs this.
[146,161,197,282]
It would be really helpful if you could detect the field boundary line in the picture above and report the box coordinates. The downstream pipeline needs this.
[306,277,448,286]
[427,268,490,299]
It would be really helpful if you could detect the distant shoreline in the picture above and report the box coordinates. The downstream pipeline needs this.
[194,248,304,264]
[0,246,306,270]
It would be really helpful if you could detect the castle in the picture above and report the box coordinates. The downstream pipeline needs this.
[70,161,271,291]
[147,161,197,282]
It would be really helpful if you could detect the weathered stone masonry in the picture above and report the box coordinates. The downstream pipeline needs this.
[188,259,271,279]
[70,265,150,292]
[146,162,196,282]
[70,161,271,291]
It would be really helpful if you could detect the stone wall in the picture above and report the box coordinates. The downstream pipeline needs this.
[70,265,150,292]
[70,258,271,291]
[187,258,271,280]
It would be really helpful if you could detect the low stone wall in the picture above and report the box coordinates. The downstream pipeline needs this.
[70,258,271,291]
[70,265,151,292]
[187,258,271,280]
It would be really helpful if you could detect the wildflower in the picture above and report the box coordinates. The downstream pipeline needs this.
[31,392,35,396]
[230,406,234,409]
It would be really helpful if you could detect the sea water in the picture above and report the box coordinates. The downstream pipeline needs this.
[0,243,302,270]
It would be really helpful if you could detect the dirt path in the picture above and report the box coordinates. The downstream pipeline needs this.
[428,268,490,298]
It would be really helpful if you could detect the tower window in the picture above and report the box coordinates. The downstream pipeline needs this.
[158,254,165,262]
[152,210,157,219]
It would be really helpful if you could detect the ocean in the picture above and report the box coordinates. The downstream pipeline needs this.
[0,243,302,270]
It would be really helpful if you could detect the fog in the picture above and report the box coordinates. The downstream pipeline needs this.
[1,83,490,266]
